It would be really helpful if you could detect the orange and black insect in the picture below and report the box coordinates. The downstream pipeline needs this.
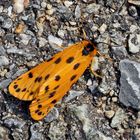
[9,39,97,120]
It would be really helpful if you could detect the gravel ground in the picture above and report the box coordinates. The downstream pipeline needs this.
[0,0,140,140]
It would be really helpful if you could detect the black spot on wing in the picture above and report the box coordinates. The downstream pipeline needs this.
[35,76,42,83]
[38,104,42,108]
[73,63,80,70]
[55,75,61,81]
[38,76,42,82]
[28,72,33,78]
[66,57,74,63]
[53,85,59,90]
[70,75,77,81]
[54,57,61,64]
[16,88,20,92]
[51,99,57,104]
[30,92,34,95]
[22,88,26,92]
[14,85,18,89]
[45,74,50,80]
[35,109,39,113]
[45,85,49,92]
[38,111,42,115]
[49,91,56,98]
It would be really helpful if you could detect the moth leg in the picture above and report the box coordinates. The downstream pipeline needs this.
[82,29,88,40]
[90,67,102,78]
[97,51,112,62]
[90,57,102,78]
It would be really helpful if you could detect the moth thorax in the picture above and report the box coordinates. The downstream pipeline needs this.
[82,43,94,56]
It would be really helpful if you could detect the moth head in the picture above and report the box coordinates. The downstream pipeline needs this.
[82,41,96,56]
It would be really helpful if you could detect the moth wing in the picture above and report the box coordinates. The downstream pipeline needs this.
[29,51,93,120]
[29,75,79,120]
[8,42,85,101]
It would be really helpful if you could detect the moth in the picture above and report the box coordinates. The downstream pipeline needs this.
[9,40,97,120]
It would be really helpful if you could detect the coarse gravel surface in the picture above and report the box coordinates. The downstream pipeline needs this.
[0,0,140,140]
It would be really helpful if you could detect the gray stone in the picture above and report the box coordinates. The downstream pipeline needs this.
[0,56,9,66]
[30,123,45,140]
[128,0,140,6]
[0,79,11,89]
[119,59,140,109]
[111,108,126,128]
[128,34,140,53]
[69,104,113,140]
[44,107,59,123]
[0,126,9,140]
[12,68,28,79]
[7,48,25,55]
[4,117,26,130]
[48,35,63,51]
[64,90,84,103]
[128,6,138,18]
[20,34,31,45]
[111,46,128,59]
[4,33,15,43]
[7,47,35,57]
[38,37,47,47]
[86,3,100,14]
[0,15,13,29]
[48,121,67,140]
[75,5,81,19]
[90,131,113,140]
[0,27,5,37]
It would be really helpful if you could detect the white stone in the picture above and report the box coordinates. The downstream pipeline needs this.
[128,34,140,53]
[75,5,81,18]
[38,37,47,47]
[48,35,63,50]
[64,1,73,7]
[104,110,115,119]
[13,0,24,13]
[128,0,140,6]
[99,24,107,34]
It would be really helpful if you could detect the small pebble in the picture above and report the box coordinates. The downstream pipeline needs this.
[105,110,115,119]
[64,1,73,7]
[112,97,118,102]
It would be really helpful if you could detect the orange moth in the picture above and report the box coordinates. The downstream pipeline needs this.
[9,40,97,120]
